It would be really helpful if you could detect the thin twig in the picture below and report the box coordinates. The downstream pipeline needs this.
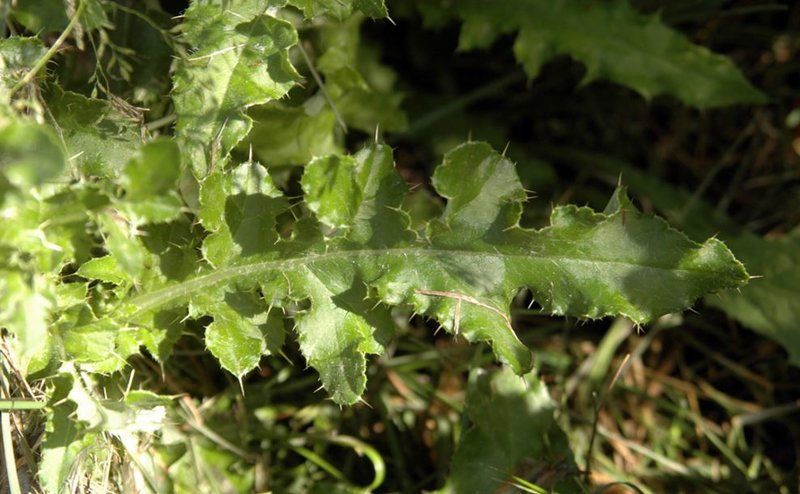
[296,41,347,133]
[0,370,21,494]
[8,0,87,98]
[584,350,634,483]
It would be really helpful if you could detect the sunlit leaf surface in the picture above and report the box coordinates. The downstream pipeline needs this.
[76,142,749,404]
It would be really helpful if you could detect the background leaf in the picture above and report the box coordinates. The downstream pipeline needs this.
[288,0,388,19]
[705,229,800,366]
[315,14,407,133]
[9,0,109,34]
[0,119,67,190]
[39,376,85,494]
[440,367,578,493]
[0,37,46,102]
[118,138,183,224]
[240,101,341,166]
[0,271,55,374]
[451,0,766,108]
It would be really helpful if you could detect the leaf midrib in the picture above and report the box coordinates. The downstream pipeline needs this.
[126,246,728,318]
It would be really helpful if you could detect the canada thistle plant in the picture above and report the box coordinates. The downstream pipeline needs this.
[0,0,771,492]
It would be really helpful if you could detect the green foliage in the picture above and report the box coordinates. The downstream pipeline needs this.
[0,117,67,374]
[313,13,407,132]
[240,102,341,166]
[707,230,800,365]
[118,139,183,224]
[9,0,109,34]
[45,88,142,178]
[542,148,800,366]
[79,141,744,405]
[439,367,579,493]
[424,0,766,107]
[288,0,388,19]
[0,0,783,492]
[0,119,66,189]
[172,0,302,175]
[0,37,47,103]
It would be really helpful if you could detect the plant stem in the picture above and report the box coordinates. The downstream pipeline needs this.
[0,368,20,494]
[8,0,86,98]
[0,412,20,494]
[297,41,347,133]
[0,400,45,411]
[144,113,177,132]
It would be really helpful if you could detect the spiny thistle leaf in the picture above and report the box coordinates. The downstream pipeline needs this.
[549,148,800,367]
[172,0,301,176]
[80,141,748,405]
[454,0,767,108]
[288,0,387,19]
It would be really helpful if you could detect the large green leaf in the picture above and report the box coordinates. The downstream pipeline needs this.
[172,0,301,176]
[451,0,766,108]
[82,141,747,405]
